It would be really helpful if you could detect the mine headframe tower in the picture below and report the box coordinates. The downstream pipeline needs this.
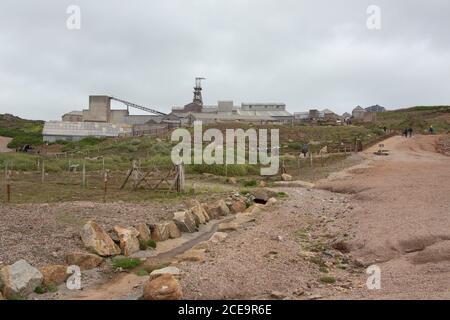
[193,77,205,106]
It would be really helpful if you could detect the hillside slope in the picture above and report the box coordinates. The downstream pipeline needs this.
[0,113,44,148]
[372,105,450,133]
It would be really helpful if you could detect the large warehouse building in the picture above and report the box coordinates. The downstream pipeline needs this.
[43,79,294,142]
[43,95,167,142]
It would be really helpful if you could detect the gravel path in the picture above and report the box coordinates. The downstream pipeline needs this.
[179,188,360,300]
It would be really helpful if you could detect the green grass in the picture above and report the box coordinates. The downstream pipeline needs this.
[319,276,336,284]
[33,284,58,294]
[243,179,257,187]
[112,258,142,270]
[369,105,450,133]
[139,239,157,250]
[0,113,44,148]
[147,239,157,249]
[135,269,150,276]
[276,192,288,198]
[5,293,24,300]
[139,262,171,274]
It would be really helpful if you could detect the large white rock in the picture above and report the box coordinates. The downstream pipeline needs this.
[0,259,43,298]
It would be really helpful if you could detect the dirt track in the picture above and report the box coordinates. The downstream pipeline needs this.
[0,136,13,153]
[180,134,450,300]
[317,134,450,299]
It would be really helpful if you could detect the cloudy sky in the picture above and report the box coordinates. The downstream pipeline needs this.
[1,0,449,120]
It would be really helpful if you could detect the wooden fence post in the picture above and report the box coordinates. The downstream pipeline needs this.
[175,164,185,193]
[103,171,108,203]
[5,165,11,203]
[82,159,86,187]
[41,159,45,183]
[6,183,11,203]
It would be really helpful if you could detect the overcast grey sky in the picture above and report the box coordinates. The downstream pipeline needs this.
[1,0,449,120]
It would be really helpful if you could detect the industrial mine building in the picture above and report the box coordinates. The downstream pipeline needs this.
[42,79,294,142]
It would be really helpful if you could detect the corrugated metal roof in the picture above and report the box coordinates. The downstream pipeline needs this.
[43,121,131,137]
[190,113,276,121]
[236,110,292,117]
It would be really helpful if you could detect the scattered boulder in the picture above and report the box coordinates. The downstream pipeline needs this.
[266,197,278,206]
[65,251,104,270]
[271,291,287,299]
[80,221,121,257]
[114,226,141,256]
[40,265,69,287]
[245,204,265,215]
[142,274,182,300]
[250,188,278,203]
[207,199,230,218]
[209,232,228,243]
[176,249,205,262]
[108,229,120,245]
[173,211,197,233]
[259,180,267,187]
[150,223,170,242]
[235,213,256,225]
[136,223,151,243]
[281,173,293,181]
[167,221,182,239]
[218,221,239,232]
[190,206,207,224]
[195,200,211,221]
[149,266,182,280]
[230,200,247,214]
[0,259,43,298]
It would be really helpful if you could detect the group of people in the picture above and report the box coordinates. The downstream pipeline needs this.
[403,125,435,137]
[403,127,414,138]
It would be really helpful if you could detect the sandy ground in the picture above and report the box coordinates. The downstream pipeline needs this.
[0,136,13,153]
[316,134,450,299]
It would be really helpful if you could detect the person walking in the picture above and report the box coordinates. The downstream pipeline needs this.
[408,127,413,138]
[403,128,408,138]
[301,143,309,158]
